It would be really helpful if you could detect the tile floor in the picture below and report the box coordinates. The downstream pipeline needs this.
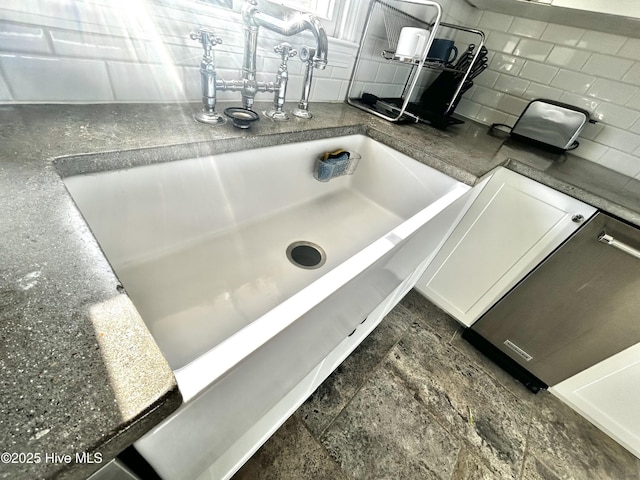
[232,290,640,480]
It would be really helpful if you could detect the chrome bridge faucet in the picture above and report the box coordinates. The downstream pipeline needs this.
[191,0,328,124]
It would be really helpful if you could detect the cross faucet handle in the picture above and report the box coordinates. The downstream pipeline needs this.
[274,42,297,62]
[190,27,223,49]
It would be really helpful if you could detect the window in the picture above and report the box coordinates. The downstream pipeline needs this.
[278,0,336,19]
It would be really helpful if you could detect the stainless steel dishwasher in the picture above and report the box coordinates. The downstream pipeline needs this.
[463,212,640,393]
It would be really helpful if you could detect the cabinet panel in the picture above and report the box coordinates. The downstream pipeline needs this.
[551,342,640,459]
[415,167,596,326]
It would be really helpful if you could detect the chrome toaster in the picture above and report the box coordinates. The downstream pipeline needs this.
[509,98,593,151]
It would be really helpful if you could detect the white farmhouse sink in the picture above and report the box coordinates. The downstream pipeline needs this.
[62,133,470,480]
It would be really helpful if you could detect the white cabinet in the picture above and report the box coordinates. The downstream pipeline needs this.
[550,0,640,18]
[467,0,640,38]
[551,342,640,459]
[415,167,596,327]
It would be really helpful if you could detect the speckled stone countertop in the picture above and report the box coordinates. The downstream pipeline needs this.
[1,101,638,480]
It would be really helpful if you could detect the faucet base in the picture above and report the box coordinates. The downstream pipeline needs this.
[265,109,290,122]
[292,107,313,119]
[195,110,227,125]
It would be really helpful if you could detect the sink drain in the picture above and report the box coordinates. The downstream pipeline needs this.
[286,241,326,269]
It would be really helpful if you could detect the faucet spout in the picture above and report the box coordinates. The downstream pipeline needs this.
[247,0,328,69]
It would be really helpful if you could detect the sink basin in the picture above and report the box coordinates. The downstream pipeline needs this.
[60,133,469,480]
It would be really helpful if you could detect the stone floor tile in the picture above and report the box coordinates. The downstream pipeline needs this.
[400,289,460,340]
[386,322,530,479]
[231,415,347,480]
[520,454,562,480]
[451,445,502,480]
[448,329,543,408]
[404,289,542,408]
[526,392,640,480]
[296,305,414,437]
[321,365,461,480]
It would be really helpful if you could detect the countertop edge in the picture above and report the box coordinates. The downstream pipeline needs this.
[56,386,182,480]
[505,159,640,227]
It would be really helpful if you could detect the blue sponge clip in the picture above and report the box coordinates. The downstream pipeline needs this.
[314,150,360,182]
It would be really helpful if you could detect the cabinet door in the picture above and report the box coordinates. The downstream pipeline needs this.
[415,167,596,326]
[550,343,640,459]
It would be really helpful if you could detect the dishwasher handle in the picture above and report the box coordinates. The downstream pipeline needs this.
[598,232,640,260]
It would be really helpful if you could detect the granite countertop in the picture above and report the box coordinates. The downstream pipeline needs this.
[1,101,638,480]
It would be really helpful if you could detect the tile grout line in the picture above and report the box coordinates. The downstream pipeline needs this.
[517,407,536,480]
[295,415,351,480]
[297,306,423,480]
[311,305,418,441]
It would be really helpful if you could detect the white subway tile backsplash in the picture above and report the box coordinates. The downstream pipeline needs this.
[523,82,563,101]
[182,66,202,101]
[512,38,554,62]
[471,85,504,108]
[593,149,640,177]
[130,38,173,65]
[506,114,519,126]
[0,22,50,55]
[594,102,640,130]
[476,105,509,125]
[375,64,397,84]
[581,54,634,81]
[326,48,357,71]
[497,94,529,116]
[626,92,640,111]
[518,61,558,84]
[455,97,482,118]
[622,63,640,87]
[595,126,640,154]
[311,77,344,102]
[107,62,186,102]
[551,70,595,95]
[330,64,351,80]
[572,138,608,162]
[576,31,627,55]
[559,92,600,115]
[447,0,471,24]
[11,1,134,39]
[0,73,11,100]
[485,31,518,55]
[473,68,499,88]
[168,44,206,68]
[579,121,604,140]
[0,54,113,102]
[489,54,525,75]
[494,74,529,96]
[619,39,640,61]
[378,83,403,99]
[287,75,306,102]
[357,60,379,82]
[393,64,413,85]
[540,24,584,46]
[587,78,638,105]
[545,46,590,71]
[49,30,137,62]
[478,11,514,33]
[338,80,350,103]
[508,18,547,39]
